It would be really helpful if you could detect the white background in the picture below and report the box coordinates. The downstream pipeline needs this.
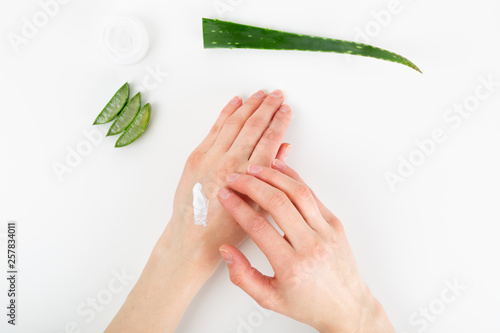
[1,0,500,332]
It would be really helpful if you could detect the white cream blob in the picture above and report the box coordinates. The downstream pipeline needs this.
[192,182,209,227]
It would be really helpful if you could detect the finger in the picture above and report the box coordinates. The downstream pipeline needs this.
[225,173,314,247]
[249,104,292,166]
[197,96,242,152]
[254,143,292,219]
[212,90,267,152]
[217,187,294,264]
[271,159,342,229]
[219,245,278,309]
[275,143,292,162]
[229,90,285,158]
[246,165,326,232]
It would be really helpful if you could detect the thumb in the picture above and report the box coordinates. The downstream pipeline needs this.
[219,245,276,307]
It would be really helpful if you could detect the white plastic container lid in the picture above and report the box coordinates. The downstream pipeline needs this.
[101,15,150,65]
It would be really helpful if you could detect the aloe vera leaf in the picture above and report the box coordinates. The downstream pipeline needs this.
[107,92,141,136]
[93,82,129,125]
[115,103,150,147]
[202,18,421,73]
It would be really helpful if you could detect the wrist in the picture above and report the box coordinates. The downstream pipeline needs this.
[106,224,218,333]
[358,297,395,333]
[155,224,219,281]
[317,293,394,333]
[156,218,221,277]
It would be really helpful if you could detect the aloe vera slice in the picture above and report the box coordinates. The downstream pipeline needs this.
[107,92,141,136]
[94,82,129,125]
[115,103,150,147]
[202,18,421,73]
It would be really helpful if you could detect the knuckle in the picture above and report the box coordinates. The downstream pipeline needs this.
[226,195,243,209]
[208,123,220,136]
[225,115,244,126]
[270,191,289,209]
[283,264,304,291]
[246,97,264,106]
[229,271,245,286]
[239,141,255,153]
[221,105,234,115]
[258,292,282,311]
[223,156,241,171]
[323,225,345,245]
[186,150,204,167]
[310,240,327,257]
[331,217,345,233]
[263,129,281,142]
[293,185,313,200]
[287,168,301,181]
[245,117,267,129]
[231,267,259,288]
[248,215,269,233]
[261,99,281,108]
[312,242,330,262]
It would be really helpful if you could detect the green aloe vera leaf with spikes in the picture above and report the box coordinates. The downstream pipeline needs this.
[107,92,141,136]
[93,82,129,125]
[115,103,151,148]
[202,18,421,73]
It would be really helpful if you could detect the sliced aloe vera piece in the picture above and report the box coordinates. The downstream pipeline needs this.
[94,82,129,125]
[115,103,150,147]
[107,92,141,136]
[202,18,421,73]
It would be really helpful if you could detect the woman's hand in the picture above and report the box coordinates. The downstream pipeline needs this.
[217,161,395,333]
[162,90,292,271]
[106,91,292,333]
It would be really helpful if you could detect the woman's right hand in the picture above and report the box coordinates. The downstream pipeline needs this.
[217,160,395,333]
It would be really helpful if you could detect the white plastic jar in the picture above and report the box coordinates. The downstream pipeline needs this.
[101,15,150,65]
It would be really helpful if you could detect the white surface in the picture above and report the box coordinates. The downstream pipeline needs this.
[1,0,500,332]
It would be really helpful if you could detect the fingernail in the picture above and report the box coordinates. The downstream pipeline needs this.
[229,96,240,105]
[272,159,286,171]
[247,165,262,174]
[217,187,231,199]
[283,145,292,161]
[270,89,283,98]
[252,90,266,99]
[226,173,240,182]
[220,249,233,265]
[279,104,291,113]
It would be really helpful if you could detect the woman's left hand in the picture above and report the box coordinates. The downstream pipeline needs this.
[162,90,292,271]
